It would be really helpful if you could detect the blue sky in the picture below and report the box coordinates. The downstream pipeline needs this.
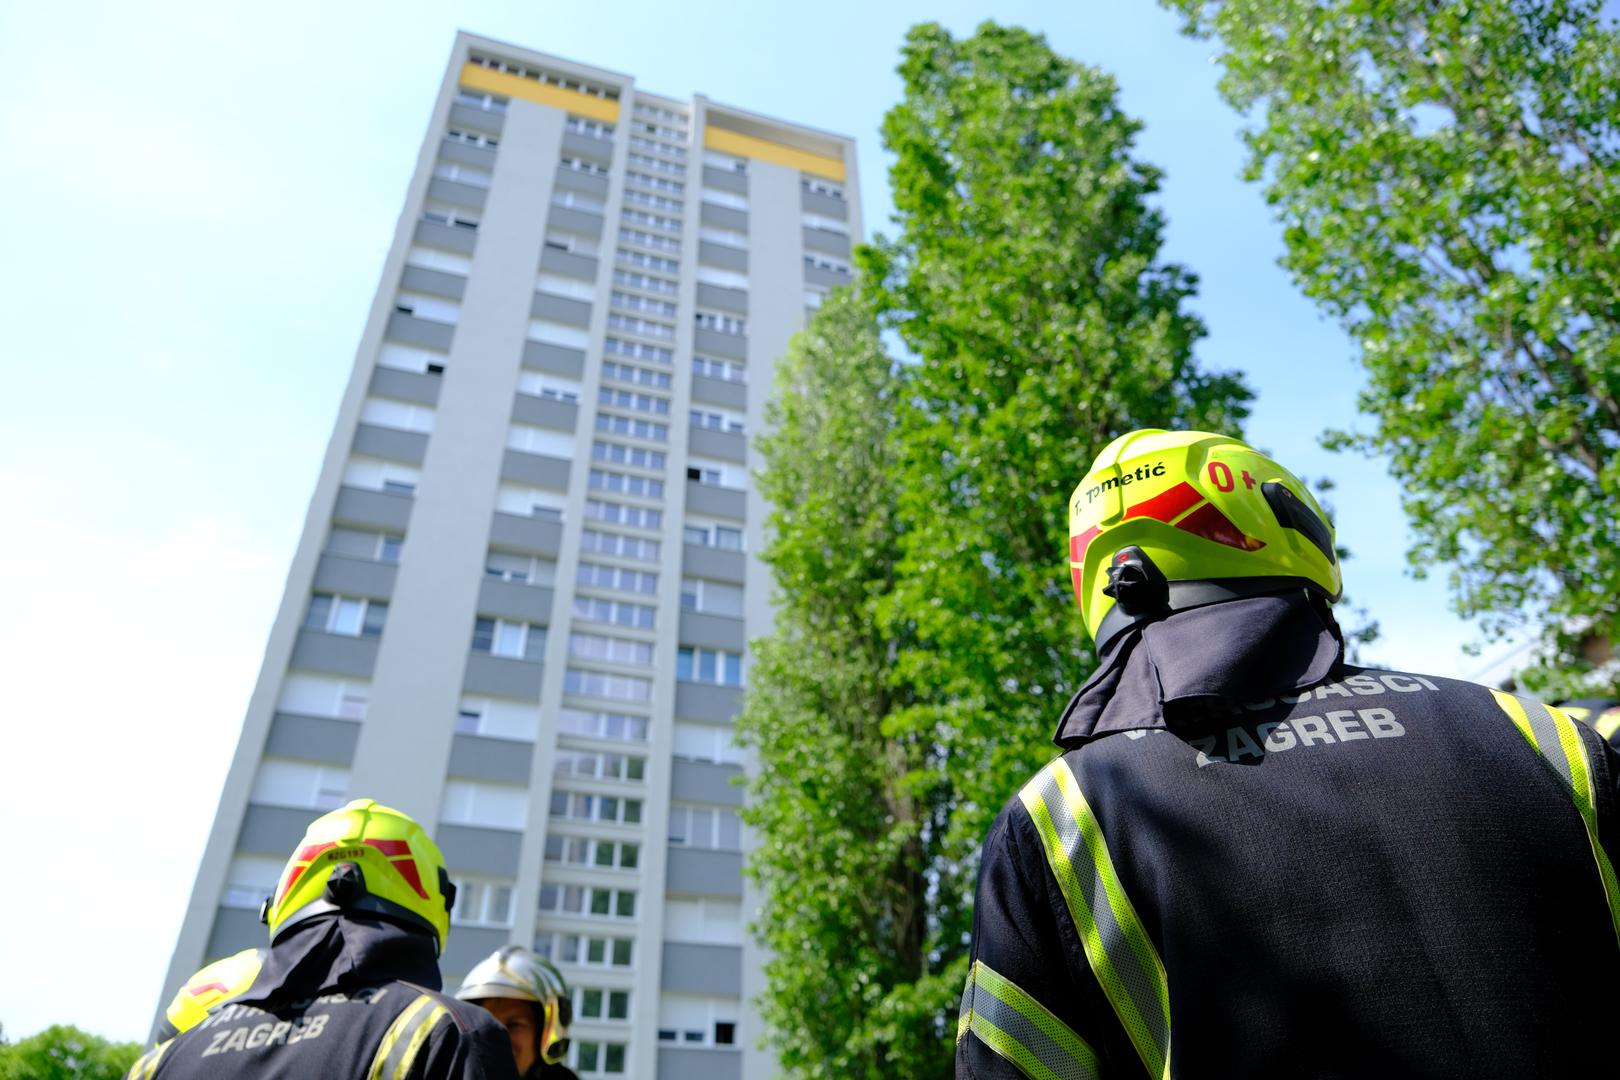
[0,0,1527,1043]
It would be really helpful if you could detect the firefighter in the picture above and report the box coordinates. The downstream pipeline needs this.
[151,947,266,1043]
[957,429,1620,1079]
[126,799,517,1080]
[456,946,581,1078]
[1555,696,1620,751]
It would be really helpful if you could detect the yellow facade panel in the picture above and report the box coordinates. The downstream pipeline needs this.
[459,63,621,124]
[702,127,846,182]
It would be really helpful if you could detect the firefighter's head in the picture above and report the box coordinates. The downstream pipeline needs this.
[1069,429,1341,654]
[456,946,573,1073]
[259,798,455,954]
[161,947,266,1035]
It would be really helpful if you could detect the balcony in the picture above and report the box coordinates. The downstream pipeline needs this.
[500,449,571,489]
[448,733,534,785]
[671,758,743,807]
[539,246,598,281]
[385,310,456,351]
[698,241,747,274]
[678,610,745,652]
[264,711,361,766]
[489,512,564,559]
[660,940,743,993]
[289,629,379,679]
[688,424,745,464]
[369,366,441,407]
[681,543,745,585]
[436,823,522,877]
[477,577,556,624]
[511,392,578,431]
[674,680,742,723]
[530,291,591,327]
[463,652,544,699]
[351,423,428,467]
[412,219,477,255]
[685,480,745,521]
[399,265,466,301]
[312,552,396,601]
[332,486,413,532]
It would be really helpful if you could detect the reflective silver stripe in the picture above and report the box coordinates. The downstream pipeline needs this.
[1025,764,1170,1078]
[369,994,436,1080]
[1516,694,1573,789]
[962,960,1100,1080]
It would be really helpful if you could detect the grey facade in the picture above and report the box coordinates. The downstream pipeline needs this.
[160,32,860,1080]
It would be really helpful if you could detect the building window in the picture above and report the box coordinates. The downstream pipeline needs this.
[578,562,658,594]
[555,747,648,782]
[305,593,387,638]
[627,151,684,176]
[545,834,640,870]
[446,127,499,149]
[552,189,607,215]
[563,667,653,703]
[558,708,649,742]
[594,412,668,442]
[611,267,678,296]
[624,188,683,213]
[423,206,480,231]
[621,207,682,233]
[610,290,678,318]
[573,1040,630,1075]
[677,646,745,687]
[683,523,743,551]
[600,361,672,390]
[802,177,845,200]
[433,161,493,189]
[571,596,657,630]
[673,721,745,766]
[606,312,675,340]
[603,335,675,365]
[574,986,632,1022]
[580,527,660,562]
[496,484,565,520]
[689,408,745,435]
[699,226,747,250]
[485,551,557,586]
[804,253,851,274]
[442,779,528,830]
[250,759,349,811]
[539,883,638,919]
[704,150,748,173]
[451,877,515,927]
[584,499,662,531]
[559,155,611,177]
[618,226,680,253]
[344,457,421,496]
[668,804,743,851]
[565,115,615,139]
[598,387,669,416]
[456,89,508,112]
[615,247,681,276]
[701,189,749,212]
[592,440,660,469]
[694,311,746,336]
[550,789,643,826]
[588,469,664,500]
[568,632,655,668]
[361,396,436,434]
[627,169,684,194]
[472,617,546,661]
[692,356,746,383]
[278,674,369,721]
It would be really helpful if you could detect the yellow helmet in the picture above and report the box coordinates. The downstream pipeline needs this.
[1069,429,1341,652]
[260,799,455,954]
[456,945,573,1065]
[161,948,265,1035]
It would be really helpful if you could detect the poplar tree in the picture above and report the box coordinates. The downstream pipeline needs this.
[1162,0,1620,686]
[742,22,1252,1076]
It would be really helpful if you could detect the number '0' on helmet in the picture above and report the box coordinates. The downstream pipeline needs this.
[261,798,455,954]
[457,945,574,1065]
[1069,429,1341,653]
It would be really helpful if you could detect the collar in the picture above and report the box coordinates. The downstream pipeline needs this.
[1054,590,1343,749]
[233,912,443,1008]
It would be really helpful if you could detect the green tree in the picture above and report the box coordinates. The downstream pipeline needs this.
[0,1025,141,1080]
[741,22,1252,1077]
[1161,0,1620,682]
[737,285,939,1077]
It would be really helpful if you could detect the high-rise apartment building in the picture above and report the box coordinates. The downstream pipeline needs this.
[158,32,859,1078]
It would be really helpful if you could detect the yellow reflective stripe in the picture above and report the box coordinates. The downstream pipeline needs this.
[368,994,435,1080]
[127,1041,170,1080]
[1597,709,1620,741]
[1020,758,1171,1080]
[392,1003,448,1080]
[1491,690,1620,948]
[964,960,1101,1080]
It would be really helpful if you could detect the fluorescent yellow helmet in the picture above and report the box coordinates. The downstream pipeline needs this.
[456,945,573,1065]
[260,798,455,954]
[162,948,265,1035]
[1069,429,1341,652]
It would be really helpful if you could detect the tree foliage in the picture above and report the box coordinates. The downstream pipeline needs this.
[0,1024,141,1080]
[1162,0,1620,670]
[741,22,1252,1077]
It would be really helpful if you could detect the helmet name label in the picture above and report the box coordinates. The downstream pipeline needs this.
[1078,462,1166,508]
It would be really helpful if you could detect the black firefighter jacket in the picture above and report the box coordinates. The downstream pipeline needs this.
[957,592,1620,1080]
[126,914,518,1080]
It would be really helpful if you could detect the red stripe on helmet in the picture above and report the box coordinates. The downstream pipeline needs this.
[278,841,338,902]
[365,838,430,899]
[363,839,412,858]
[1070,526,1101,565]
[1175,503,1266,551]
[1123,481,1205,524]
[188,981,230,999]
